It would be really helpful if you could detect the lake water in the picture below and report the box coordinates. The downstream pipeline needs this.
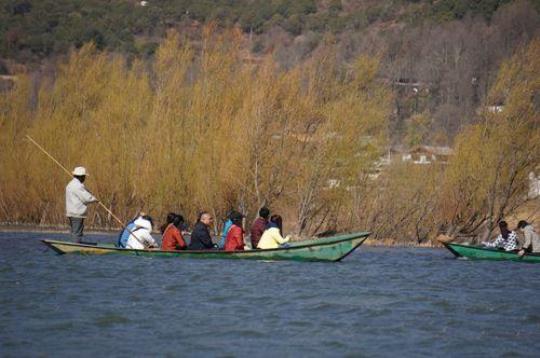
[1,232,539,357]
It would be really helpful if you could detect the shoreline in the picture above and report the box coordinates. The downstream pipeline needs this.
[0,223,440,248]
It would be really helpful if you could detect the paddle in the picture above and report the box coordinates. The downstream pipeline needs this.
[25,135,141,242]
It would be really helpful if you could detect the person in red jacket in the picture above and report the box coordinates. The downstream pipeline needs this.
[161,214,187,251]
[224,211,245,251]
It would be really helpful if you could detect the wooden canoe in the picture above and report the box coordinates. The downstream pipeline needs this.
[41,231,370,262]
[443,242,540,263]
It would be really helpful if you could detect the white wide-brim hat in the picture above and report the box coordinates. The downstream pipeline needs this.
[72,166,88,176]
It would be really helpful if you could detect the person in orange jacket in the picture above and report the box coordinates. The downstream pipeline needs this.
[224,211,244,251]
[161,214,187,251]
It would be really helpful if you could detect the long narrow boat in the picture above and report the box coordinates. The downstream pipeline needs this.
[443,242,540,263]
[42,231,370,262]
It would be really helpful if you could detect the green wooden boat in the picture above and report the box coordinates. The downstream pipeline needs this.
[41,231,370,262]
[443,242,540,263]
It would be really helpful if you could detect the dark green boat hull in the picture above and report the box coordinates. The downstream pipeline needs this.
[444,243,540,263]
[42,231,370,262]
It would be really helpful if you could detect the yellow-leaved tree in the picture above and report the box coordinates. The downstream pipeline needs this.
[439,39,540,239]
[0,28,391,236]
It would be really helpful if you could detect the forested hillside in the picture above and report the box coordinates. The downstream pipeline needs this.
[1,0,537,60]
[1,0,539,142]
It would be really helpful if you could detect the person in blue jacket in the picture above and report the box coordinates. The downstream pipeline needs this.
[218,211,234,249]
[117,212,145,248]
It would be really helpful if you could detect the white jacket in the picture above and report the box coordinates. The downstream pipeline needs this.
[522,225,540,253]
[65,178,97,218]
[126,218,157,250]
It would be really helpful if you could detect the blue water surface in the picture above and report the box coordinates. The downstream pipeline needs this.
[0,232,539,357]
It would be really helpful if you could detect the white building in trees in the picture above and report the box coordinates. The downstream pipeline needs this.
[529,172,540,199]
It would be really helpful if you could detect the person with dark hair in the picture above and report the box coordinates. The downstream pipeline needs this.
[224,211,245,251]
[126,215,157,249]
[218,211,234,249]
[257,214,290,249]
[162,214,187,251]
[482,221,518,251]
[188,211,216,250]
[160,212,177,234]
[517,220,540,256]
[250,206,270,249]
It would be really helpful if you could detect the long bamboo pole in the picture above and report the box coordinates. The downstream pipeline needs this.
[25,134,127,229]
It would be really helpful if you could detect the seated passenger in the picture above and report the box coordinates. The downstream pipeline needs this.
[125,215,158,250]
[250,207,270,250]
[482,221,518,251]
[257,215,291,249]
[160,212,177,234]
[517,220,540,256]
[188,212,216,250]
[161,214,187,251]
[224,211,244,251]
[218,211,234,249]
[117,211,145,248]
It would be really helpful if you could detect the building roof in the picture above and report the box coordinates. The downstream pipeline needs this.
[409,145,454,156]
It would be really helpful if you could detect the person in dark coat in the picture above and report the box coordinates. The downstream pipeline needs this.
[250,206,270,249]
[188,211,216,250]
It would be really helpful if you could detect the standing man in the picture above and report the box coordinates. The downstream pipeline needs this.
[250,206,270,249]
[66,166,98,242]
[188,211,216,250]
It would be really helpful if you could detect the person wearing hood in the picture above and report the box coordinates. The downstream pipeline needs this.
[257,215,290,249]
[117,211,146,248]
[517,220,540,256]
[125,215,158,250]
[224,211,245,251]
[65,166,98,242]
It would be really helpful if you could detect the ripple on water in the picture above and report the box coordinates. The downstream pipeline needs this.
[94,313,131,327]
[49,321,75,332]
[288,319,312,328]
[0,263,14,274]
[322,339,348,349]
[161,286,180,294]
[525,314,540,324]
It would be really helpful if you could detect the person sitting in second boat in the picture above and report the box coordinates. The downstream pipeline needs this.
[188,211,216,250]
[161,214,187,251]
[224,211,245,251]
[482,220,518,251]
[517,220,540,256]
[125,215,158,250]
[257,215,291,250]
